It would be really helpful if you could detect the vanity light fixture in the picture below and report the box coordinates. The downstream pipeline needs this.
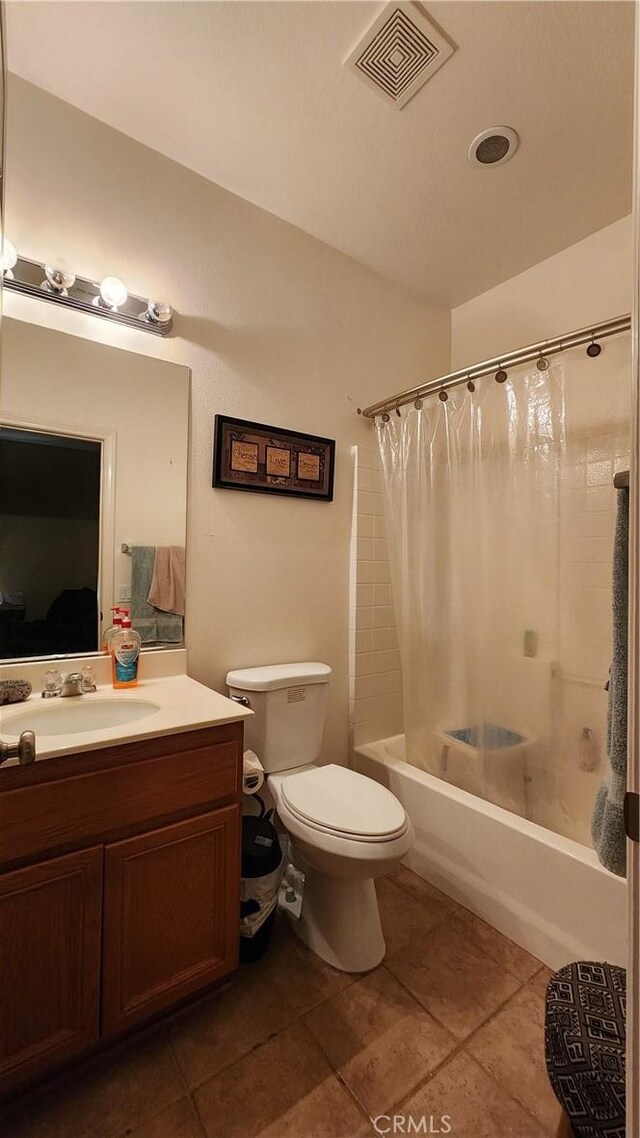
[97,276,128,310]
[1,237,18,279]
[3,246,174,336]
[43,263,76,296]
[144,299,173,327]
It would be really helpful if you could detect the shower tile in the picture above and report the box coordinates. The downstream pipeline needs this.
[354,670,402,699]
[357,537,375,561]
[372,628,398,650]
[371,607,396,630]
[354,692,402,723]
[386,920,521,1040]
[402,1051,547,1138]
[372,583,392,605]
[358,467,382,494]
[356,562,375,584]
[354,607,375,630]
[356,584,375,607]
[466,983,560,1134]
[303,967,455,1116]
[372,562,391,584]
[357,513,376,537]
[450,911,541,982]
[352,714,404,745]
[356,445,379,472]
[374,515,387,538]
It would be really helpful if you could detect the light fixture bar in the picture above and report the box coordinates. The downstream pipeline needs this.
[4,255,174,337]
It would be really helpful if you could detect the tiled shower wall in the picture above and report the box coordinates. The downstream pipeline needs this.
[349,444,403,747]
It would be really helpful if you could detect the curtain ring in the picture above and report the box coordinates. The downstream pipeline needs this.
[381,412,390,423]
[495,367,507,383]
[413,398,423,410]
[466,375,475,393]
[395,404,402,417]
[536,344,550,370]
[438,388,448,402]
[587,335,602,358]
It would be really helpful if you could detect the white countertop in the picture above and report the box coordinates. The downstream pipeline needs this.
[0,674,252,764]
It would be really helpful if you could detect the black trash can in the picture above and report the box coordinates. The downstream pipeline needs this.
[240,808,284,963]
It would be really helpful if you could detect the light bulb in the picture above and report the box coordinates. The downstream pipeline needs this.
[1,237,18,276]
[43,262,76,295]
[145,299,173,325]
[99,276,128,309]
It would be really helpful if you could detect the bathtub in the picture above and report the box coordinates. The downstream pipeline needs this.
[353,734,627,970]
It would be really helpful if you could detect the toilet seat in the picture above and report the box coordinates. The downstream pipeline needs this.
[280,763,408,843]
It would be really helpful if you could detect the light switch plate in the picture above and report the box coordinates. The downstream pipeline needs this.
[116,585,132,603]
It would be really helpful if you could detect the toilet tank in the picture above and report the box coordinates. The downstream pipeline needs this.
[226,662,331,773]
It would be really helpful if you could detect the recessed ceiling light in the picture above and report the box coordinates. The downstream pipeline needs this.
[468,126,519,168]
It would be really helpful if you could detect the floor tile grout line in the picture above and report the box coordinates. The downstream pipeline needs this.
[388,870,545,984]
[166,1035,209,1138]
[381,970,554,1137]
[294,1017,379,1133]
[457,1049,556,1138]
[384,907,543,992]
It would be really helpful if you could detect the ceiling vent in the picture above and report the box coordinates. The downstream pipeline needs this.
[345,2,454,110]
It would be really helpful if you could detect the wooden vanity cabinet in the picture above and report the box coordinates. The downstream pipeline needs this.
[0,846,103,1094]
[0,722,243,1099]
[102,805,240,1035]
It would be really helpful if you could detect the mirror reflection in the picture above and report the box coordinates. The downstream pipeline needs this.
[0,317,189,660]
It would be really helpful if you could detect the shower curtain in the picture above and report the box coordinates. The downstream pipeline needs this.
[377,366,567,821]
[376,345,631,841]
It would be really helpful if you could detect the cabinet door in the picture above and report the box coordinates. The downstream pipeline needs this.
[102,806,240,1035]
[0,845,103,1095]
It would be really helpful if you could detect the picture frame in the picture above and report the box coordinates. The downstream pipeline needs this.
[212,415,335,501]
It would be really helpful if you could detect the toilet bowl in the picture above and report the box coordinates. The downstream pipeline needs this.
[226,661,413,973]
[270,763,413,972]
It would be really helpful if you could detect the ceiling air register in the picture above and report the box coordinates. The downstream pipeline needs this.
[345,2,454,109]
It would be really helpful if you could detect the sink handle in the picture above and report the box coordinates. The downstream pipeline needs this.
[0,730,37,767]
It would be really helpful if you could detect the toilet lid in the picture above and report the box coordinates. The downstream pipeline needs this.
[281,764,407,839]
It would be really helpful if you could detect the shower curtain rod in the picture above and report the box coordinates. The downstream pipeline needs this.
[357,313,631,419]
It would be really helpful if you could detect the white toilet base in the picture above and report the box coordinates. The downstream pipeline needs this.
[290,859,386,973]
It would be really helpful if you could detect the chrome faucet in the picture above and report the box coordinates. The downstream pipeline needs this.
[60,672,85,697]
[61,671,97,697]
[42,669,97,698]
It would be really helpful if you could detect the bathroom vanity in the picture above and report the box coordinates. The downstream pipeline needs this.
[0,674,249,1099]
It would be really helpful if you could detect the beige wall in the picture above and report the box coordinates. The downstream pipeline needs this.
[3,76,451,764]
[451,214,632,367]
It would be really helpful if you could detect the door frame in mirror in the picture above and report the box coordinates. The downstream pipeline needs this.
[0,410,116,661]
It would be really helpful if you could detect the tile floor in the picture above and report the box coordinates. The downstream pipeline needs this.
[1,864,558,1138]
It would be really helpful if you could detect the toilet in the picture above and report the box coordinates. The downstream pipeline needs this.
[226,661,413,973]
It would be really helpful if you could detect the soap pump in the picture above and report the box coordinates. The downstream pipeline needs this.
[102,607,124,654]
[110,610,142,688]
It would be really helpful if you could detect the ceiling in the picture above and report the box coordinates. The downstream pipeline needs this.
[5,1,635,307]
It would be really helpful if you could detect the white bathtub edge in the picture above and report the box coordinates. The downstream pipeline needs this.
[353,736,627,971]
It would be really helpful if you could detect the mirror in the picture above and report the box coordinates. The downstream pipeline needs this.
[0,317,189,661]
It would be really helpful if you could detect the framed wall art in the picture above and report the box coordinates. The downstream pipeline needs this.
[212,415,335,501]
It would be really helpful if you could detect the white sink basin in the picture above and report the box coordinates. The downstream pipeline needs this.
[1,698,162,737]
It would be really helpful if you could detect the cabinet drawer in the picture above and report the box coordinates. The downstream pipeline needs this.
[0,739,239,866]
